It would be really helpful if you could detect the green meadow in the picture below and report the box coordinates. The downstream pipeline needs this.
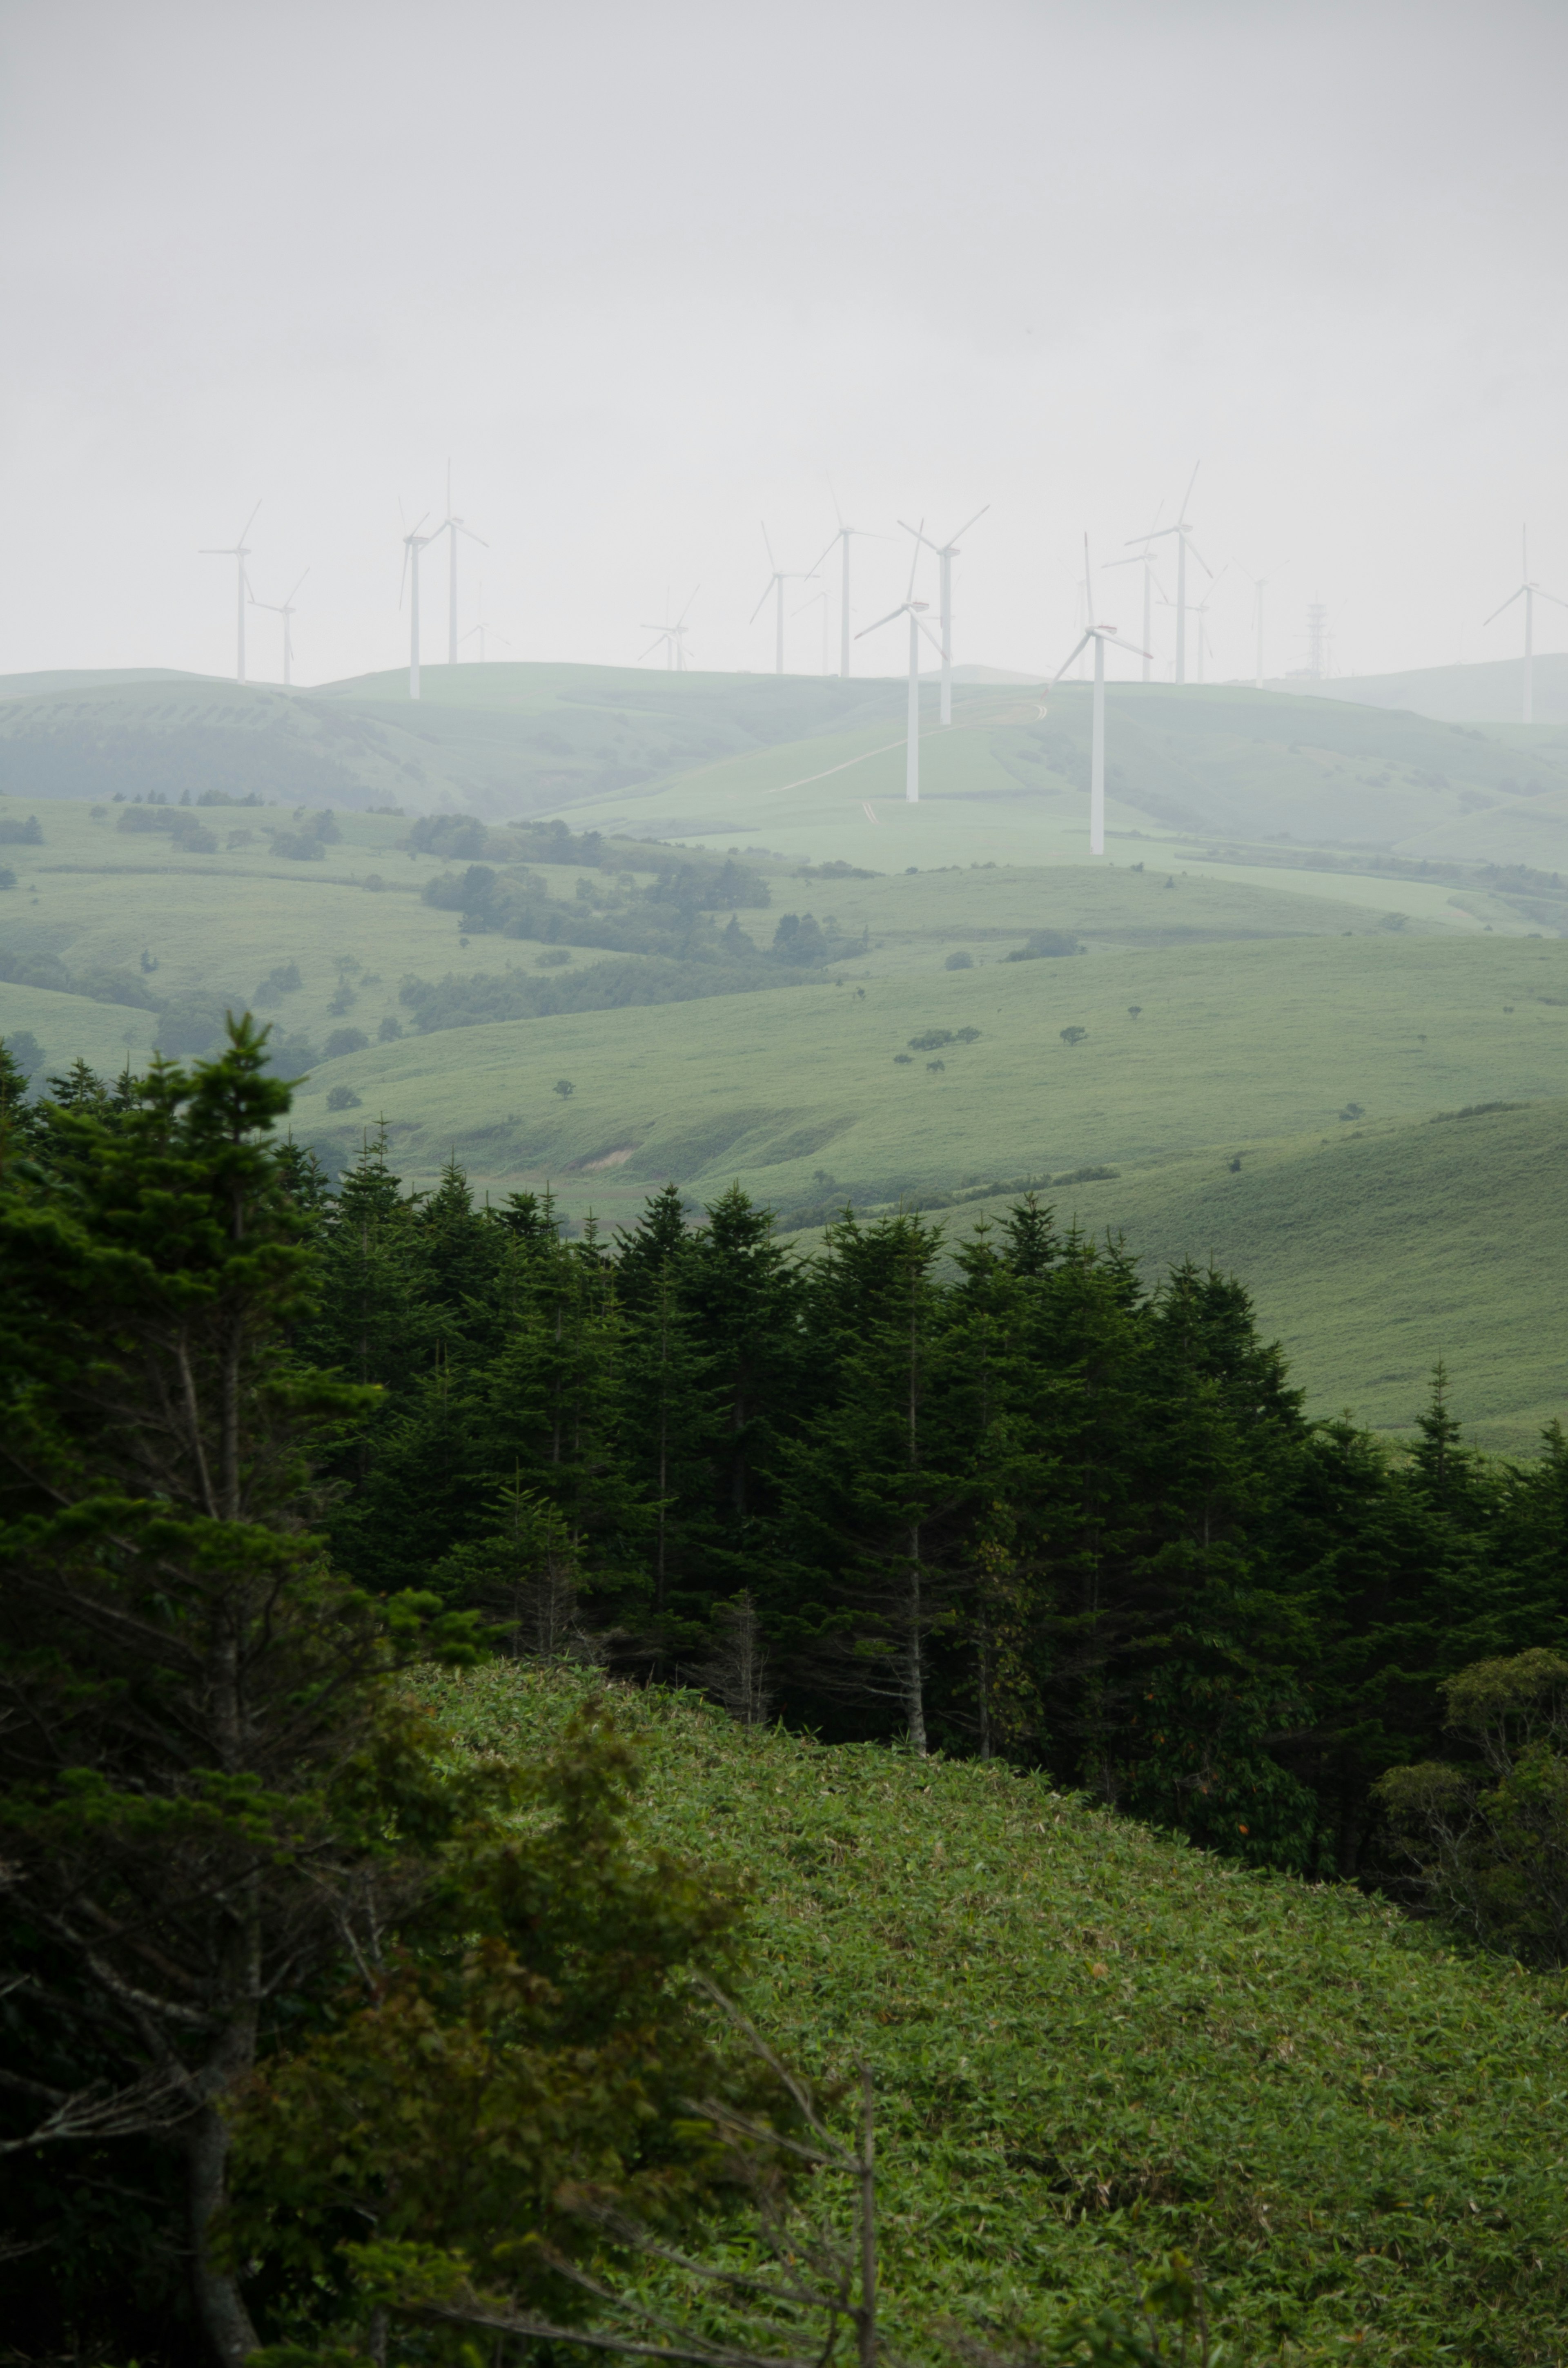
[432,1664,1568,2367]
[4,657,1568,1451]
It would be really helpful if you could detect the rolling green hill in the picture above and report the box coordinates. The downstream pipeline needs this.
[433,1664,1568,2365]
[5,789,1566,1451]
[1275,650,1568,726]
[5,662,1568,897]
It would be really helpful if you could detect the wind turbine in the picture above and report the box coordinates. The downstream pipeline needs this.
[399,513,441,700]
[1052,537,1152,856]
[200,502,261,682]
[639,586,699,671]
[750,526,806,675]
[795,580,831,675]
[1129,465,1210,684]
[855,528,940,802]
[1189,565,1228,684]
[1484,529,1568,723]
[250,569,309,687]
[1231,560,1286,689]
[1106,504,1164,682]
[899,507,988,724]
[809,493,893,678]
[461,619,510,664]
[435,463,488,668]
[460,582,509,664]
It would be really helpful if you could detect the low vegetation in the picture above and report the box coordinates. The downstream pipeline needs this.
[2,1031,1566,2366]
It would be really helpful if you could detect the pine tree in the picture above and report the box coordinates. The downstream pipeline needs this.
[0,1023,481,2363]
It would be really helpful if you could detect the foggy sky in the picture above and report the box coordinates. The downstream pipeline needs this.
[2,0,1566,692]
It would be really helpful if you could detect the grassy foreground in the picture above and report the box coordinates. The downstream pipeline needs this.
[430,1666,1568,2366]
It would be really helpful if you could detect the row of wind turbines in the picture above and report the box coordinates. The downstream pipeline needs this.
[201,471,498,696]
[201,468,1566,774]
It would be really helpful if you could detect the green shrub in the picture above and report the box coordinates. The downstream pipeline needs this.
[1379,1646,1568,1967]
[944,950,974,970]
[323,1028,370,1059]
[326,1084,363,1112]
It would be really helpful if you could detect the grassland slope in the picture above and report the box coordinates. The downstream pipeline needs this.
[435,1666,1568,2365]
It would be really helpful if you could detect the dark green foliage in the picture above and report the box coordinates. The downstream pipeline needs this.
[1379,1645,1568,1964]
[0,810,43,843]
[323,1026,369,1058]
[1007,929,1084,960]
[0,1024,487,2361]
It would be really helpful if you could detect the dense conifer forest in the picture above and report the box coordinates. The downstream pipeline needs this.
[3,1026,1567,2367]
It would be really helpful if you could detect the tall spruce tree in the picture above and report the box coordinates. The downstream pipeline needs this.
[0,1025,481,2362]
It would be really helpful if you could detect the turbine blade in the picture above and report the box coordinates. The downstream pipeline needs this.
[1483,587,1526,624]
[808,534,840,573]
[1051,632,1094,682]
[1533,585,1568,611]
[458,523,489,546]
[946,504,989,546]
[898,517,940,553]
[855,604,911,639]
[676,585,700,624]
[636,635,667,662]
[915,616,945,656]
[1100,632,1155,660]
[761,521,777,570]
[1179,460,1201,519]
[904,522,923,604]
[239,499,262,543]
[1186,538,1215,579]
[749,583,776,624]
[1128,524,1179,545]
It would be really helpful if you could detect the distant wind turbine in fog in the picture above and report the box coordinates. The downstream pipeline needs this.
[460,585,509,664]
[1130,465,1211,685]
[1189,566,1228,684]
[639,588,699,671]
[399,512,441,700]
[1106,504,1164,682]
[200,502,261,682]
[900,507,989,724]
[1232,560,1286,689]
[856,527,940,803]
[250,569,308,687]
[808,493,892,678]
[794,580,831,675]
[751,526,807,675]
[1484,529,1568,723]
[436,464,487,667]
[1052,536,1152,856]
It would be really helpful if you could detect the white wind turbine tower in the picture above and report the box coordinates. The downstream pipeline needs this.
[1130,465,1210,684]
[639,587,699,671]
[399,513,442,700]
[1106,504,1164,682]
[1189,566,1228,684]
[1484,529,1568,723]
[1052,536,1152,856]
[750,526,807,675]
[808,493,892,678]
[250,569,309,687]
[200,502,261,682]
[460,582,509,664]
[855,528,940,802]
[435,464,488,667]
[1232,562,1275,689]
[795,581,831,675]
[899,507,988,724]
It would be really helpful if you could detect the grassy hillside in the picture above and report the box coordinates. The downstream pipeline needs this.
[432,1665,1568,2365]
[881,1099,1568,1456]
[6,793,1567,1448]
[6,662,1568,894]
[1275,651,1568,727]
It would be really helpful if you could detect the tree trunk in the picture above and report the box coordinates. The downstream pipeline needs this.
[904,1527,927,1757]
[187,2100,260,2366]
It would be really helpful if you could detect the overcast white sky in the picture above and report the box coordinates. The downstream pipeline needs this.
[2,0,1566,692]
